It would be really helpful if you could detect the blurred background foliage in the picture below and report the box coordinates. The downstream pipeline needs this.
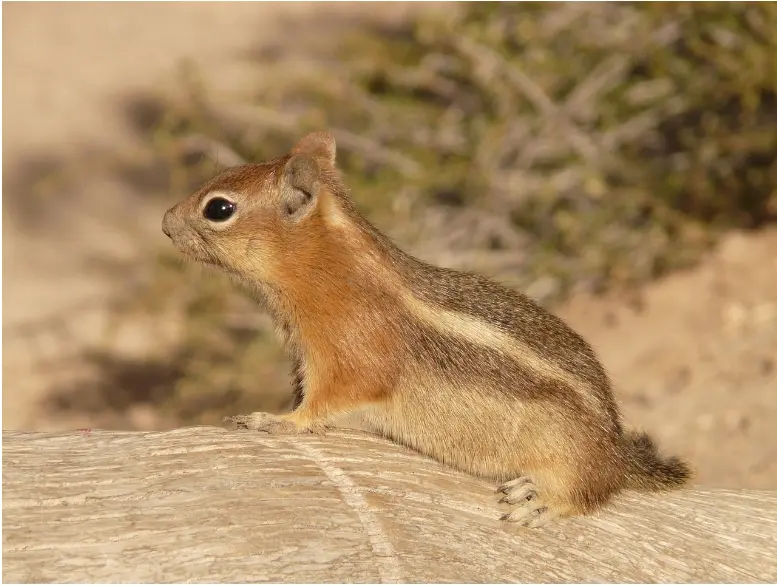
[82,1,777,425]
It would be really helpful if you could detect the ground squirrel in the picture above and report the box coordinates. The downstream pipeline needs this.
[162,130,691,527]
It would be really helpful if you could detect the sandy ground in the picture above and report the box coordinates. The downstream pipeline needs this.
[3,3,776,490]
[558,230,777,489]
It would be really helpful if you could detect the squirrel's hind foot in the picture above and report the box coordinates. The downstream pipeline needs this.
[498,475,558,528]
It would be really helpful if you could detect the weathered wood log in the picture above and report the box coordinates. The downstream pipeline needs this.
[3,426,776,583]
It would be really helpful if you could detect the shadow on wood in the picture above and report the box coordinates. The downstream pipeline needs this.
[3,426,776,583]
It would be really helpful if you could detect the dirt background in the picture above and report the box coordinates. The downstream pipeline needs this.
[3,3,776,490]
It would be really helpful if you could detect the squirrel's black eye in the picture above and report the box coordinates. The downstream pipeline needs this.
[203,197,236,222]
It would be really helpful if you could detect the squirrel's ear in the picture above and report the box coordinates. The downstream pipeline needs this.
[280,153,320,218]
[291,131,336,169]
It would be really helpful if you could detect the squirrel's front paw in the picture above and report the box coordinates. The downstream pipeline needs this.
[224,411,324,435]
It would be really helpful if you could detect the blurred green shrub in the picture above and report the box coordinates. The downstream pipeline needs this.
[107,1,777,424]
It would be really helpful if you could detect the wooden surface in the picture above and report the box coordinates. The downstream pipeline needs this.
[3,426,776,583]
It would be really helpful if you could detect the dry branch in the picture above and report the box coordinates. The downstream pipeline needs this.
[454,36,600,166]
[225,103,423,177]
[178,134,248,167]
[3,427,776,583]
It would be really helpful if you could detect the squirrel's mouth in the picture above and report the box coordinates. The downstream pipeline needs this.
[182,244,223,268]
[163,210,218,265]
[165,230,222,268]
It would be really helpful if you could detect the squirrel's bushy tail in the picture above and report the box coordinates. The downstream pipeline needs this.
[621,430,692,491]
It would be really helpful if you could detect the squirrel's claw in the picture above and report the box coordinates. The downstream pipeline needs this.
[498,475,557,528]
[225,412,318,435]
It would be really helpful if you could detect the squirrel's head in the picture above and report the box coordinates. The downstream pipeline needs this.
[163,131,350,283]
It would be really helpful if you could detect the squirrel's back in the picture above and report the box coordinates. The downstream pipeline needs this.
[359,251,690,509]
[326,159,691,509]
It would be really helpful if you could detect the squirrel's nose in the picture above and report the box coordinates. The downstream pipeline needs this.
[162,210,174,239]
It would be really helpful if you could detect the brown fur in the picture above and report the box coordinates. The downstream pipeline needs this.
[162,130,692,521]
